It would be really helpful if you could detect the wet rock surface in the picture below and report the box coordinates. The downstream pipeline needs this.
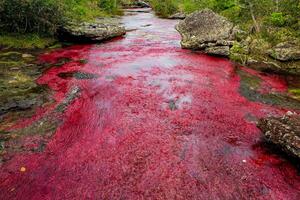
[0,49,84,163]
[58,18,126,42]
[0,51,49,116]
[57,71,99,80]
[238,69,300,110]
[257,114,300,159]
[176,9,237,56]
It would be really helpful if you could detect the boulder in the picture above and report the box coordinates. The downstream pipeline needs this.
[268,42,300,62]
[175,9,237,56]
[58,18,126,42]
[257,113,300,158]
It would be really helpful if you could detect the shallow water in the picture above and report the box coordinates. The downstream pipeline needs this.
[0,9,299,199]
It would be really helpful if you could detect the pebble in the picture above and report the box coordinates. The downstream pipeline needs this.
[22,54,34,58]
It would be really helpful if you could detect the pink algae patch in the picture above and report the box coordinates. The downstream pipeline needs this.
[0,9,299,200]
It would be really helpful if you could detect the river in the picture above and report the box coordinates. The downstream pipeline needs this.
[0,8,299,199]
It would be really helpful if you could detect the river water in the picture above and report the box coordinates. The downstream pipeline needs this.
[0,9,299,199]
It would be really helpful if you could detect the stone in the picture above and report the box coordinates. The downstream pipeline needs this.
[205,46,230,57]
[257,114,300,158]
[246,57,300,75]
[168,13,186,20]
[22,54,34,58]
[58,18,126,43]
[268,42,300,62]
[175,9,237,57]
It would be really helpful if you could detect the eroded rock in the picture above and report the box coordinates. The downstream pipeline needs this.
[268,42,300,62]
[205,46,230,57]
[175,9,237,56]
[168,13,186,20]
[58,18,126,42]
[257,114,300,158]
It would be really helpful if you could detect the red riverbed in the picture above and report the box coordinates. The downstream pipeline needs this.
[1,9,299,199]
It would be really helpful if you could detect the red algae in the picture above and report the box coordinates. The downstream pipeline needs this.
[0,9,299,200]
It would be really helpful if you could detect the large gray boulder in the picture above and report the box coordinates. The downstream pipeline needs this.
[58,18,126,42]
[268,42,300,62]
[175,9,237,56]
[257,113,300,159]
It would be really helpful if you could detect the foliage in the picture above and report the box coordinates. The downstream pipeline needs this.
[150,0,178,17]
[99,0,123,15]
[268,12,286,27]
[0,0,64,35]
[0,0,124,36]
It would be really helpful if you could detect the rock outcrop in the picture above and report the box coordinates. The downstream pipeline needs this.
[58,18,126,42]
[230,38,300,75]
[268,42,300,62]
[176,9,237,56]
[257,113,300,159]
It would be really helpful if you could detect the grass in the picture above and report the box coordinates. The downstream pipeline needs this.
[0,34,57,49]
[289,88,300,100]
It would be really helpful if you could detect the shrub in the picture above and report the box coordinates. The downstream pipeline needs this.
[269,12,286,27]
[99,0,121,15]
[150,0,178,17]
[0,0,121,36]
[0,0,64,35]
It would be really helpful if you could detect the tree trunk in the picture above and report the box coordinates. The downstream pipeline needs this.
[248,2,261,32]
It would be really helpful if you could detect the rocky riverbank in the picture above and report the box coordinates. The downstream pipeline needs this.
[175,9,300,77]
[175,9,300,159]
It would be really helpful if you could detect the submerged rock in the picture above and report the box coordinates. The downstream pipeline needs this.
[257,114,300,159]
[0,51,49,116]
[58,18,126,42]
[268,42,300,62]
[175,9,237,56]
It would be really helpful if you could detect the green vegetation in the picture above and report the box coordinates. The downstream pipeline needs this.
[150,0,300,42]
[0,0,129,49]
[0,34,56,49]
[150,0,178,17]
